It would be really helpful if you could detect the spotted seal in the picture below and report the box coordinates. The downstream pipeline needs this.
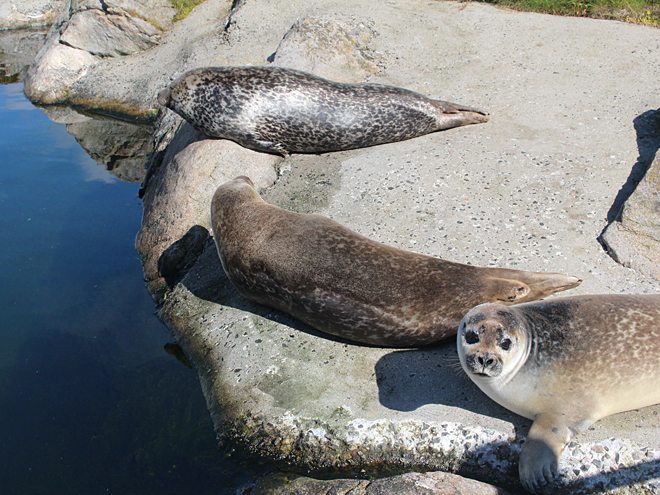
[457,294,660,492]
[211,176,581,347]
[157,66,489,154]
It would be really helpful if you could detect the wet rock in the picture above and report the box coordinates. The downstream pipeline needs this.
[0,0,64,30]
[252,470,509,495]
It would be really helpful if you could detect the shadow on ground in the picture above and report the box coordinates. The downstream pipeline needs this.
[604,109,660,226]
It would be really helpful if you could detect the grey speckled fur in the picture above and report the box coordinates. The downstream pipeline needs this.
[158,66,489,154]
[210,177,581,347]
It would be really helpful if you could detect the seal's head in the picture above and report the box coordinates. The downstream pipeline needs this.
[157,71,208,111]
[457,303,530,384]
[157,86,171,107]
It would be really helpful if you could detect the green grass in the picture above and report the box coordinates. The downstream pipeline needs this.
[469,0,660,26]
[169,0,207,21]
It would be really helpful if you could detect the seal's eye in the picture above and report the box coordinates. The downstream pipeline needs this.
[499,338,512,351]
[465,330,479,345]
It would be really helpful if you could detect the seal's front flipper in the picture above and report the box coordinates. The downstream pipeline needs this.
[250,139,289,156]
[519,413,578,492]
[487,277,531,302]
[487,269,582,304]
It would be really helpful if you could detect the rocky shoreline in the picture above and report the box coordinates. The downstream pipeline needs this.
[13,0,660,493]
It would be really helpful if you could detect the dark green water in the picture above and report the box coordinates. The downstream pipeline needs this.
[0,84,257,494]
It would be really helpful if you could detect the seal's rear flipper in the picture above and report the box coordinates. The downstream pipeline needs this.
[431,100,489,128]
[432,99,489,116]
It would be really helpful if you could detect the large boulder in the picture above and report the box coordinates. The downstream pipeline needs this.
[0,0,65,30]
[24,0,177,118]
[601,111,660,280]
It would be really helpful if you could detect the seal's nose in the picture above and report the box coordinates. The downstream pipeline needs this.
[157,87,171,107]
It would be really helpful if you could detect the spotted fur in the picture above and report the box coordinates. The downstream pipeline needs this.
[158,66,489,154]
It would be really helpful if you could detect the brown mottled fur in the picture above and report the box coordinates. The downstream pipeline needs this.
[211,177,581,347]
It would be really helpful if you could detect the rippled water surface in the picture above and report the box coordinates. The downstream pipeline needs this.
[0,84,256,494]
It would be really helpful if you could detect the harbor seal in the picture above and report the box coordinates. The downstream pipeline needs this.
[157,66,489,155]
[457,294,660,492]
[211,176,581,347]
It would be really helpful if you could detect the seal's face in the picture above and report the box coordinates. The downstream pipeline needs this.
[158,73,206,113]
[457,304,528,384]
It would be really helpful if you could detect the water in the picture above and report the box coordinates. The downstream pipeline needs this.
[0,84,258,494]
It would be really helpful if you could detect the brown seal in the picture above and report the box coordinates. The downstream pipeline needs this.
[457,294,660,492]
[211,176,581,347]
[157,66,489,155]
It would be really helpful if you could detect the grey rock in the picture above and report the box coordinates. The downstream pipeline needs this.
[601,113,660,281]
[134,121,279,297]
[272,16,382,83]
[0,0,65,30]
[24,0,176,113]
[134,2,660,494]
[252,471,510,495]
[21,0,660,493]
[59,8,161,58]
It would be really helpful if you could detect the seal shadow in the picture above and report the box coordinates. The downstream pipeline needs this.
[170,228,373,348]
[164,227,529,425]
[575,459,660,494]
[374,348,528,429]
[602,109,660,227]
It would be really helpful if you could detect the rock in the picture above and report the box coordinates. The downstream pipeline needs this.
[0,0,65,30]
[252,471,510,495]
[601,110,660,280]
[24,0,177,116]
[59,7,161,58]
[272,16,382,83]
[132,2,660,494]
[19,0,659,493]
[134,121,279,297]
[23,19,100,104]
[601,154,660,280]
